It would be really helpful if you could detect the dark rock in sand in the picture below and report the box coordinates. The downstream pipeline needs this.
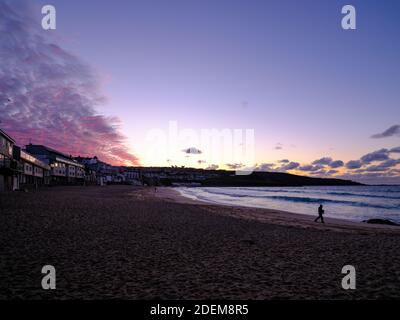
[363,219,399,226]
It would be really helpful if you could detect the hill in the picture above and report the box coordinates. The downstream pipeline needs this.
[201,171,361,187]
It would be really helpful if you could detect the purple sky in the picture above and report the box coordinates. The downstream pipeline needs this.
[1,0,400,183]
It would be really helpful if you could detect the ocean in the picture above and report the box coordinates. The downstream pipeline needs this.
[177,185,400,223]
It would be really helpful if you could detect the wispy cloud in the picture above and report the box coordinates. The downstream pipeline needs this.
[274,143,283,150]
[206,164,219,170]
[298,164,324,172]
[327,169,338,175]
[312,157,333,166]
[330,160,344,168]
[255,161,299,173]
[255,163,276,171]
[364,159,400,172]
[371,125,400,138]
[279,161,300,171]
[226,163,244,170]
[346,160,363,169]
[360,148,389,164]
[0,0,138,165]
[249,148,399,183]
[182,147,202,155]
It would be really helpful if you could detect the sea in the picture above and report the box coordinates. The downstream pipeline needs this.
[177,185,400,223]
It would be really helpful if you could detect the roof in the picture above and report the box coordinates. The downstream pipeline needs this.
[55,156,85,168]
[26,145,84,168]
[26,144,71,159]
[20,150,51,170]
[0,128,15,143]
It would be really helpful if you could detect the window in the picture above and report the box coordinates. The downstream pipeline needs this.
[7,141,12,156]
[0,137,5,155]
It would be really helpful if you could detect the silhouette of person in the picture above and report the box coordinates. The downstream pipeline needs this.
[314,204,325,223]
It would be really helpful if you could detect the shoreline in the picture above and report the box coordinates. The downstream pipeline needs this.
[148,187,400,235]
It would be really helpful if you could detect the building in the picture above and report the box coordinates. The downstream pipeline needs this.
[15,149,51,190]
[25,144,85,185]
[0,129,18,191]
[75,156,117,185]
[122,167,142,185]
[122,167,220,186]
[73,156,97,185]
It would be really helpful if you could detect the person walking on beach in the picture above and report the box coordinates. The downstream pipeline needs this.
[314,204,325,223]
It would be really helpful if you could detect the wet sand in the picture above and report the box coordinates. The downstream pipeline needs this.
[153,187,400,234]
[1,185,400,299]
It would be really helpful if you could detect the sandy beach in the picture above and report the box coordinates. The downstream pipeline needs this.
[1,185,400,299]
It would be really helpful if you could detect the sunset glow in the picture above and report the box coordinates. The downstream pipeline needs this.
[1,0,399,183]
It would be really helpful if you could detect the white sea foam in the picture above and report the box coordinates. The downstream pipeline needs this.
[177,185,400,223]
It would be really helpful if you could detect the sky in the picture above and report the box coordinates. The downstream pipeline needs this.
[0,0,399,184]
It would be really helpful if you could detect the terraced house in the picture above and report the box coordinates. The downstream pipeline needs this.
[25,144,85,185]
[15,150,51,190]
[0,129,17,191]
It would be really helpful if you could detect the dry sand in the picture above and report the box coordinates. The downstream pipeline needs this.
[1,185,400,299]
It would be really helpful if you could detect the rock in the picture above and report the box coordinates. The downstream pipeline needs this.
[363,219,399,226]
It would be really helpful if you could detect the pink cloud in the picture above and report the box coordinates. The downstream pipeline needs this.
[0,0,138,166]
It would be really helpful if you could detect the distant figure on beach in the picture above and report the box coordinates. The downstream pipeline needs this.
[314,204,325,223]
